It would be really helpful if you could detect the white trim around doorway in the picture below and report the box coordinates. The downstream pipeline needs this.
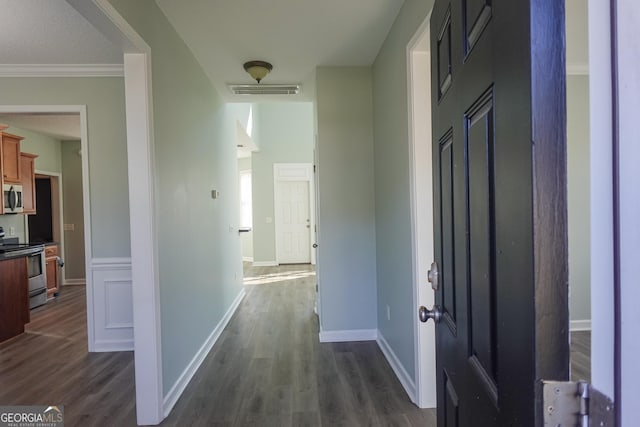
[0,105,95,345]
[65,0,165,424]
[406,13,437,410]
[273,163,316,266]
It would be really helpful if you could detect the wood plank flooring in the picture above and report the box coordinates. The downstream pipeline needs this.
[0,266,592,426]
[163,263,436,426]
[0,286,137,426]
[570,330,591,383]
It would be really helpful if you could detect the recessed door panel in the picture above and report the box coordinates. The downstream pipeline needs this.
[465,89,498,398]
[437,7,453,99]
[444,371,459,427]
[463,0,491,54]
[439,131,457,332]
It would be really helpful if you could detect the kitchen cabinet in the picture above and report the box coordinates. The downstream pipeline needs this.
[0,256,29,343]
[1,132,23,184]
[20,153,38,214]
[45,245,59,298]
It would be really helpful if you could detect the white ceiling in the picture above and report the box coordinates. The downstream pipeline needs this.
[0,0,588,100]
[155,0,406,101]
[0,114,81,140]
[0,0,121,64]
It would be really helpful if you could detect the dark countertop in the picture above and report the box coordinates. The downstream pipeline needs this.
[28,240,58,247]
[0,239,45,261]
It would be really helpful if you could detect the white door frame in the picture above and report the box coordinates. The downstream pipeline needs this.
[588,0,616,404]
[66,0,163,424]
[407,14,436,409]
[28,171,66,286]
[273,163,316,265]
[0,105,86,331]
[604,0,640,421]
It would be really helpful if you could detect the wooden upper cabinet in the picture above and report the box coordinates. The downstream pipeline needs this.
[1,132,24,184]
[20,153,38,214]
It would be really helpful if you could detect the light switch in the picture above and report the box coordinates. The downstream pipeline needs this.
[211,190,220,199]
[64,224,75,231]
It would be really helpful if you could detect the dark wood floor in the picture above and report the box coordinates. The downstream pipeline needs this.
[0,268,591,426]
[0,286,137,426]
[163,263,436,426]
[570,330,591,383]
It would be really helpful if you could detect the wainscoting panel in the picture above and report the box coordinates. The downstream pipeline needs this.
[90,258,134,352]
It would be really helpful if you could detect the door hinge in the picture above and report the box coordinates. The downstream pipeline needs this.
[315,283,318,292]
[313,165,316,173]
[542,381,614,426]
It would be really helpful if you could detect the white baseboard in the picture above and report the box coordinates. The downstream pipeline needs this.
[242,256,254,262]
[570,319,592,331]
[163,288,246,417]
[93,339,134,352]
[64,278,86,286]
[252,261,278,267]
[319,328,377,343]
[377,331,416,403]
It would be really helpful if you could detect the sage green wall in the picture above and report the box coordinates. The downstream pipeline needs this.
[567,75,591,322]
[62,141,86,280]
[316,67,377,332]
[6,124,63,173]
[251,102,314,263]
[372,0,434,379]
[109,0,247,395]
[0,77,129,258]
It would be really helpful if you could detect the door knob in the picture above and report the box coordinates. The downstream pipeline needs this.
[312,243,318,248]
[419,305,442,323]
[427,262,439,290]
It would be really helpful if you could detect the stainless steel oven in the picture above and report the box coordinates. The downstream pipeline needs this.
[27,248,47,309]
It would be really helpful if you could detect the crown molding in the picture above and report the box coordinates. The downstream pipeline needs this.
[0,64,124,77]
[566,63,589,75]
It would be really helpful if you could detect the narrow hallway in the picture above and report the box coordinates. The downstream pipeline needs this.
[163,264,436,426]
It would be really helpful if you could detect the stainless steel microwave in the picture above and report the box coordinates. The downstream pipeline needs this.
[3,183,24,213]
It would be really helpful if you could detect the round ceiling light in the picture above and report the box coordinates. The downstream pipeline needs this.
[243,60,273,83]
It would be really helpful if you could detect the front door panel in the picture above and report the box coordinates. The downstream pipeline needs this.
[429,0,569,425]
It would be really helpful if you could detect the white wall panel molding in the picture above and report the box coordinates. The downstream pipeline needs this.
[90,257,133,352]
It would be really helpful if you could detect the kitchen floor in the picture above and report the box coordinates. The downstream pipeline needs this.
[0,286,136,426]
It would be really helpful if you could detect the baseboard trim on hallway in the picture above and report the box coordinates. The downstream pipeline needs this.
[162,288,246,417]
[64,278,86,286]
[570,319,591,331]
[93,339,134,352]
[252,261,278,267]
[242,256,254,262]
[377,331,417,403]
[318,328,377,343]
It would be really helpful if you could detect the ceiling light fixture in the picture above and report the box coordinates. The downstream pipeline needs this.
[243,60,273,83]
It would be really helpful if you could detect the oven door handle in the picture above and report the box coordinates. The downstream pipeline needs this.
[29,287,47,298]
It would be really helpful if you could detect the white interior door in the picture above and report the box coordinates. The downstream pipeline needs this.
[276,180,311,264]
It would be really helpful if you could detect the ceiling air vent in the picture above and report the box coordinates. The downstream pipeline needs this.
[228,84,301,95]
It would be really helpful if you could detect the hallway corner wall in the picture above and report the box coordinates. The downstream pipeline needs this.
[315,67,377,335]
